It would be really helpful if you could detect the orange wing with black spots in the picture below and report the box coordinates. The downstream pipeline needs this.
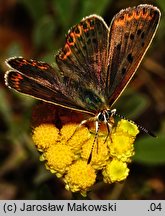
[5,57,104,114]
[106,4,160,106]
[56,15,109,97]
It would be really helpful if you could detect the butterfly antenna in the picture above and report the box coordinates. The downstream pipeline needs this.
[114,113,156,137]
[87,121,100,164]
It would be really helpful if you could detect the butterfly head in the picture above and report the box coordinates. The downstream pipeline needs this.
[97,109,116,124]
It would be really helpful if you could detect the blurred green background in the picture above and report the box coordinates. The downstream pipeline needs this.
[0,0,165,199]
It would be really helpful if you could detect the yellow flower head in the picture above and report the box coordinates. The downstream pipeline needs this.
[115,119,139,136]
[44,144,75,177]
[60,124,90,153]
[81,135,110,170]
[102,159,129,183]
[64,160,96,196]
[108,120,139,162]
[32,124,59,151]
[31,104,139,195]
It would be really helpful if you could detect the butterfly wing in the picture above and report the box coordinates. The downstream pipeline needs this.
[106,4,161,106]
[5,57,102,114]
[56,15,109,96]
[5,15,111,114]
[5,6,161,114]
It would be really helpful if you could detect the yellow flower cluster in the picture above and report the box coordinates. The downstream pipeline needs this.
[32,105,139,196]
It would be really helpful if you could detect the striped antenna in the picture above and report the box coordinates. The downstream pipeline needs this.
[114,113,156,137]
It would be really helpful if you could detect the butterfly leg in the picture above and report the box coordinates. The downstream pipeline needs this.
[66,115,98,164]
[87,120,98,163]
[67,116,97,142]
[104,122,112,144]
[104,116,115,143]
[92,120,100,153]
[95,120,99,154]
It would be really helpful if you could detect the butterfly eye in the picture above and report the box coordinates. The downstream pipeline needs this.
[98,112,104,121]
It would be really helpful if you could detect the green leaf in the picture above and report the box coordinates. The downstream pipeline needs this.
[53,0,77,29]
[40,51,57,65]
[53,0,112,30]
[157,0,165,12]
[79,0,112,17]
[0,89,13,126]
[115,88,149,119]
[133,135,165,165]
[21,0,47,22]
[7,43,23,57]
[33,16,56,50]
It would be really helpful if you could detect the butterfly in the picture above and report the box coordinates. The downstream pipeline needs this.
[5,4,160,139]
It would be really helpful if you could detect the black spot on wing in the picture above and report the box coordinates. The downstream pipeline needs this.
[117,43,121,51]
[137,29,142,36]
[127,53,133,63]
[121,67,126,75]
[130,33,135,40]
